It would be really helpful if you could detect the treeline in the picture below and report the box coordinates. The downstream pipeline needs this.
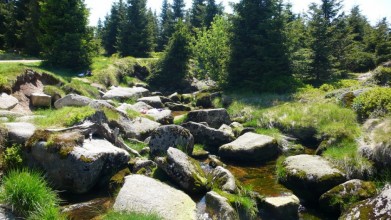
[1,0,391,92]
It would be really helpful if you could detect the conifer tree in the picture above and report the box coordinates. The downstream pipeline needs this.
[39,0,93,69]
[158,0,174,51]
[172,0,185,20]
[190,0,206,30]
[204,0,222,27]
[102,0,126,55]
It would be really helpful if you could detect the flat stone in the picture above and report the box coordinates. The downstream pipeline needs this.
[113,175,196,220]
[103,87,149,100]
[186,108,231,129]
[31,92,51,107]
[137,96,164,108]
[146,109,173,125]
[116,102,153,113]
[121,117,160,140]
[262,195,300,220]
[0,93,18,110]
[205,191,237,220]
[54,94,92,109]
[4,122,36,144]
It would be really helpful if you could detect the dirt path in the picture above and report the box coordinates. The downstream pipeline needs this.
[0,60,42,63]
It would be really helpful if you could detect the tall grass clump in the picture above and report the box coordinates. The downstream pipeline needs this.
[34,106,96,128]
[0,169,63,219]
[103,211,162,220]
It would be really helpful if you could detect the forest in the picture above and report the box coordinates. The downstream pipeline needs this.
[0,0,391,219]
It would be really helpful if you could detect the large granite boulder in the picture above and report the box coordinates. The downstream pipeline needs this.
[319,179,377,215]
[4,122,36,144]
[260,194,300,220]
[102,86,149,100]
[155,147,209,194]
[54,94,92,109]
[116,101,153,113]
[30,92,51,107]
[0,93,18,110]
[205,191,238,220]
[210,166,237,193]
[137,96,164,108]
[185,108,231,129]
[218,132,280,163]
[146,109,173,125]
[121,117,160,140]
[28,135,130,194]
[278,155,346,203]
[113,175,196,220]
[149,125,194,157]
[340,185,391,220]
[195,92,212,108]
[165,102,191,111]
[182,122,234,151]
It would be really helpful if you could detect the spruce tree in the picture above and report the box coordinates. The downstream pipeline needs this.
[172,0,185,20]
[204,0,222,27]
[39,0,93,69]
[158,0,174,51]
[102,0,126,55]
[117,0,153,57]
[190,0,206,30]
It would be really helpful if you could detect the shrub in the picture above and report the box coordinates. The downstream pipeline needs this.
[319,83,335,92]
[3,144,23,170]
[103,211,162,220]
[0,169,61,218]
[372,66,391,86]
[352,87,391,120]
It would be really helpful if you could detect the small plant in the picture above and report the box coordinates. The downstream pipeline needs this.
[276,156,287,181]
[0,169,61,218]
[3,144,23,170]
[103,211,162,220]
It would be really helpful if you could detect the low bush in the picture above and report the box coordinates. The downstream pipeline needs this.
[352,87,391,120]
[102,211,161,220]
[372,66,391,86]
[34,106,96,128]
[3,144,23,170]
[0,169,62,218]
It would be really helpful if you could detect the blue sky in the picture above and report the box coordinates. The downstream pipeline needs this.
[85,0,391,26]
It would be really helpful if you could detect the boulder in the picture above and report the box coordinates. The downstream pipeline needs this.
[102,86,149,100]
[219,124,235,138]
[261,194,300,220]
[137,96,164,108]
[218,132,280,163]
[182,122,234,151]
[121,117,160,140]
[29,137,130,193]
[113,175,196,220]
[168,92,181,103]
[278,155,346,203]
[146,109,173,124]
[117,102,153,113]
[319,179,377,215]
[0,205,15,220]
[0,111,24,118]
[54,94,92,109]
[340,185,391,220]
[230,122,244,137]
[165,102,191,111]
[62,198,109,220]
[195,92,212,108]
[181,94,193,104]
[205,191,238,220]
[149,125,194,157]
[340,89,368,108]
[155,147,209,194]
[30,92,51,107]
[4,122,36,144]
[0,93,18,110]
[132,159,157,177]
[185,108,231,129]
[210,166,237,193]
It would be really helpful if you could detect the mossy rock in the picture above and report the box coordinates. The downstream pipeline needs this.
[195,92,212,108]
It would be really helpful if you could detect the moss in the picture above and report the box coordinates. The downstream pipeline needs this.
[79,155,93,163]
[174,114,188,125]
[45,132,84,159]
[276,156,287,181]
[102,107,121,121]
[215,188,258,219]
[34,106,96,128]
[109,168,131,191]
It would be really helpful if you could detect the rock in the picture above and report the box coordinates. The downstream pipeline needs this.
[208,155,226,168]
[149,125,194,157]
[4,122,36,144]
[137,96,164,108]
[159,96,172,104]
[121,117,160,140]
[219,124,235,138]
[205,191,238,220]
[182,122,234,151]
[29,137,130,193]
[0,205,15,220]
[0,93,18,110]
[132,159,157,177]
[113,175,196,220]
[30,92,51,107]
[340,185,391,220]
[0,110,24,118]
[195,92,212,108]
[155,147,209,194]
[340,89,368,108]
[210,166,237,193]
[61,198,110,220]
[261,194,300,220]
[185,108,231,129]
[117,101,153,113]
[168,92,181,103]
[14,115,45,122]
[319,179,377,215]
[103,86,149,100]
[218,132,280,163]
[146,109,173,125]
[165,102,191,111]
[279,154,346,203]
[181,93,193,104]
[54,94,92,109]
[230,122,244,137]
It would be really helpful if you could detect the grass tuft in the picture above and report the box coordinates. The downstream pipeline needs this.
[102,211,162,220]
[34,106,96,128]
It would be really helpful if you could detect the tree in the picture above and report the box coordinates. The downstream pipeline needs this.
[101,0,126,55]
[204,0,223,27]
[147,9,159,51]
[172,0,185,20]
[228,0,291,92]
[371,18,391,64]
[158,0,174,51]
[39,0,94,69]
[149,21,192,89]
[190,0,206,30]
[117,0,153,57]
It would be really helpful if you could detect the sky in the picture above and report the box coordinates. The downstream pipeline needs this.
[85,0,391,26]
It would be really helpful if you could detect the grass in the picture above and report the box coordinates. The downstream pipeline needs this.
[0,50,39,60]
[43,85,65,97]
[0,169,62,219]
[102,211,162,220]
[174,113,188,125]
[276,156,287,182]
[123,139,147,152]
[214,187,258,219]
[62,78,100,98]
[34,106,96,128]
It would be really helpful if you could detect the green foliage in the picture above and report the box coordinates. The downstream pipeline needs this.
[352,87,391,120]
[172,0,185,19]
[157,0,175,51]
[3,145,23,170]
[39,0,94,69]
[174,114,188,125]
[34,106,96,128]
[215,188,258,219]
[43,85,65,98]
[101,0,126,55]
[276,156,287,181]
[149,21,192,89]
[62,79,100,98]
[190,0,206,30]
[103,211,162,220]
[123,139,147,152]
[0,169,61,218]
[192,16,231,87]
[372,66,391,86]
